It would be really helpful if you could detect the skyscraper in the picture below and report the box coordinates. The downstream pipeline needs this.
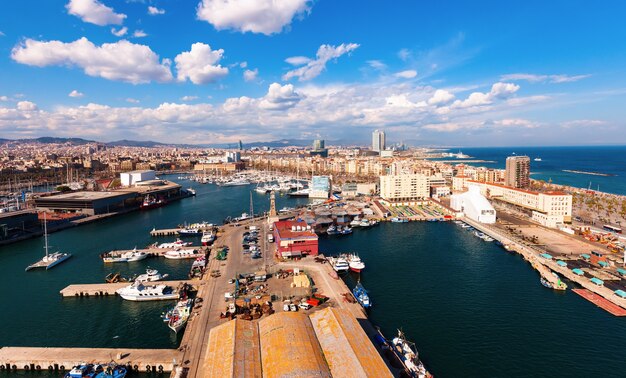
[505,156,530,188]
[372,130,386,152]
[311,139,328,157]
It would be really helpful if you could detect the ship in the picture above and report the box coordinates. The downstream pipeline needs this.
[101,248,147,263]
[164,249,203,259]
[346,253,365,272]
[353,281,371,308]
[25,213,72,271]
[156,239,192,248]
[375,329,432,378]
[140,194,166,210]
[116,281,179,301]
[328,256,350,272]
[201,231,215,246]
[178,227,202,236]
[168,298,194,333]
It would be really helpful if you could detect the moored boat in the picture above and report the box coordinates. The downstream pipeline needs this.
[94,364,127,378]
[178,227,202,236]
[391,217,409,223]
[201,231,215,246]
[101,248,147,263]
[353,281,371,308]
[140,195,166,210]
[156,239,193,248]
[116,281,179,301]
[164,249,202,259]
[25,213,72,271]
[347,253,365,272]
[329,256,350,272]
[390,330,431,378]
[168,299,194,333]
[326,224,339,235]
[65,363,98,378]
[136,268,169,282]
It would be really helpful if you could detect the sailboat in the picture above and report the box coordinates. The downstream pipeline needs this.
[25,213,72,271]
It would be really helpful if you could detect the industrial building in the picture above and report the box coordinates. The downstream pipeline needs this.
[273,220,319,258]
[0,210,39,240]
[450,185,496,223]
[505,156,530,189]
[379,174,429,205]
[202,309,392,378]
[120,170,156,187]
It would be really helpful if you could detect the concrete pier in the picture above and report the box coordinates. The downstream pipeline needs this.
[60,280,196,297]
[0,347,179,373]
[102,246,205,258]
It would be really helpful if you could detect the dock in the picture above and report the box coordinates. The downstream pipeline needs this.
[573,289,626,316]
[0,347,179,373]
[102,247,205,258]
[59,280,196,297]
[150,226,214,237]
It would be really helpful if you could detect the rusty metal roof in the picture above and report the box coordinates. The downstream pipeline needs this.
[309,308,393,378]
[204,319,262,378]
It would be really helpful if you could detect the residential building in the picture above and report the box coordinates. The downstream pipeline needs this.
[505,156,530,188]
[379,174,429,204]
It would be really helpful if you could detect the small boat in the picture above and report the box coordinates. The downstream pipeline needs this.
[288,188,311,197]
[340,226,353,235]
[186,188,196,196]
[234,212,253,221]
[168,299,194,333]
[65,363,98,378]
[164,249,202,259]
[157,239,193,248]
[350,217,362,227]
[390,217,408,223]
[347,253,365,272]
[95,364,127,378]
[178,227,202,236]
[359,219,374,227]
[329,257,350,272]
[390,330,431,378]
[201,231,215,246]
[25,213,72,271]
[353,281,371,308]
[326,224,339,235]
[116,281,179,301]
[101,248,147,263]
[136,268,169,282]
[540,277,553,289]
[140,194,166,210]
[534,157,542,162]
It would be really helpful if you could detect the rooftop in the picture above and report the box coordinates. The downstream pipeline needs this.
[274,220,318,240]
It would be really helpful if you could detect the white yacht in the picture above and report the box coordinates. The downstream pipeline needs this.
[116,281,179,301]
[347,254,365,273]
[25,213,72,271]
[330,257,350,272]
[156,239,192,249]
[135,268,169,282]
[164,249,202,260]
[201,231,215,246]
[101,248,147,263]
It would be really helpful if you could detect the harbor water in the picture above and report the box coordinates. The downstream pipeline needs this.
[1,178,626,377]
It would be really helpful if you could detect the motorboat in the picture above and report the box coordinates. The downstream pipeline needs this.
[186,188,196,196]
[201,231,215,246]
[340,226,353,235]
[25,213,72,271]
[94,364,127,378]
[353,282,371,308]
[65,363,98,378]
[116,281,179,301]
[330,257,350,272]
[391,217,409,223]
[157,239,193,248]
[168,299,194,333]
[164,249,202,259]
[135,268,169,282]
[234,212,253,221]
[350,217,362,227]
[326,224,339,235]
[101,248,147,263]
[347,254,365,272]
[178,227,202,236]
[391,330,429,378]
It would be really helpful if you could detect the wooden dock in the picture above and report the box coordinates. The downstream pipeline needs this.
[60,280,196,297]
[0,347,179,373]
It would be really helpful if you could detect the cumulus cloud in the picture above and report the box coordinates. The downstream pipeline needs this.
[196,0,311,35]
[133,30,148,38]
[394,70,417,79]
[148,6,165,15]
[66,0,126,26]
[17,101,38,111]
[259,83,302,110]
[453,82,519,108]
[0,96,9,101]
[500,73,591,84]
[243,68,259,82]
[285,56,312,66]
[428,89,455,105]
[174,43,228,84]
[68,90,84,98]
[111,27,128,37]
[283,43,359,81]
[11,37,173,84]
[181,96,199,102]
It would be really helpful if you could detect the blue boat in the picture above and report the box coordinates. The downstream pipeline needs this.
[95,364,127,378]
[65,364,99,378]
[353,282,371,308]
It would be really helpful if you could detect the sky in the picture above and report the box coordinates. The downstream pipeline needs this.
[1,0,626,146]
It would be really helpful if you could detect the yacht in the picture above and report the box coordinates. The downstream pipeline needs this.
[201,231,215,246]
[135,268,169,282]
[156,239,192,248]
[347,253,365,272]
[168,299,194,333]
[534,157,542,162]
[25,213,72,271]
[164,249,202,259]
[178,227,202,236]
[350,217,362,227]
[186,188,196,196]
[101,248,147,263]
[330,257,350,272]
[326,224,339,235]
[340,226,353,235]
[116,281,179,301]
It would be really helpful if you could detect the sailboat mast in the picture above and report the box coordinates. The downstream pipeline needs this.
[43,212,49,257]
[250,191,254,217]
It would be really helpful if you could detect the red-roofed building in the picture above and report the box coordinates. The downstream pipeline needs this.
[273,220,319,258]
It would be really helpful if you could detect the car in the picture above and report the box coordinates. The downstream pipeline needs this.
[228,278,236,284]
[289,304,298,312]
[283,300,292,311]
[224,292,234,300]
[299,303,312,310]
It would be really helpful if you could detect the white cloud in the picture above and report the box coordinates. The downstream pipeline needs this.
[367,60,387,70]
[126,98,139,104]
[174,42,228,84]
[507,95,550,106]
[428,89,455,105]
[239,61,248,68]
[181,96,199,102]
[66,0,126,26]
[111,27,128,37]
[11,37,173,84]
[243,68,259,82]
[492,118,538,128]
[500,73,591,84]
[561,119,606,128]
[17,101,38,111]
[68,90,84,98]
[147,6,165,15]
[196,0,311,35]
[453,82,519,108]
[283,43,359,81]
[285,56,312,66]
[398,48,410,61]
[133,30,148,38]
[394,70,417,79]
[0,31,5,37]
[259,83,302,110]
[0,96,9,101]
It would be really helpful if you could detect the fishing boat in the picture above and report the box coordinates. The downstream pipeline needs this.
[201,231,215,246]
[326,224,339,235]
[540,277,553,289]
[387,329,431,378]
[94,364,127,378]
[135,268,169,282]
[156,239,192,248]
[347,253,365,272]
[116,281,179,301]
[178,227,202,236]
[329,257,350,272]
[25,213,72,271]
[140,195,166,210]
[340,226,353,235]
[391,217,409,223]
[353,281,371,308]
[65,363,98,378]
[168,299,194,333]
[101,248,147,263]
[164,249,202,259]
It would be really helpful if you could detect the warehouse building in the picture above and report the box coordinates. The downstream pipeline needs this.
[273,220,319,258]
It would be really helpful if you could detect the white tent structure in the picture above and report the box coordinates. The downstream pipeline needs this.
[450,184,496,224]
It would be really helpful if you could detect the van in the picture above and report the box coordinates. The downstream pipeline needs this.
[267,234,274,243]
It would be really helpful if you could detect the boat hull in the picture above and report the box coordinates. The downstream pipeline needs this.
[118,293,179,301]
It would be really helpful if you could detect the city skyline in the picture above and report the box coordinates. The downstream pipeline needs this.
[1,1,626,146]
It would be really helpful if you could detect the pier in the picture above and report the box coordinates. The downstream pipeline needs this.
[0,347,178,373]
[59,280,196,297]
[102,246,206,258]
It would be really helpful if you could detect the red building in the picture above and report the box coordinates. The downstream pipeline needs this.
[273,220,319,258]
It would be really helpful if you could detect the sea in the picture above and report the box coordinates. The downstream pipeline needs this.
[433,145,626,195]
[1,169,626,377]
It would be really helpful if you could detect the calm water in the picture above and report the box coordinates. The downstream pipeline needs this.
[2,178,626,377]
[437,145,626,195]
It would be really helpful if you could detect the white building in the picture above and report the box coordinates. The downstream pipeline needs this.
[309,176,332,199]
[379,174,429,204]
[372,130,386,152]
[120,170,156,187]
[450,185,496,224]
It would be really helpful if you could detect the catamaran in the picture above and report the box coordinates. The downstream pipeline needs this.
[25,213,72,271]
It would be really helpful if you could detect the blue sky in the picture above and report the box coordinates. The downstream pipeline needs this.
[1,0,626,146]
